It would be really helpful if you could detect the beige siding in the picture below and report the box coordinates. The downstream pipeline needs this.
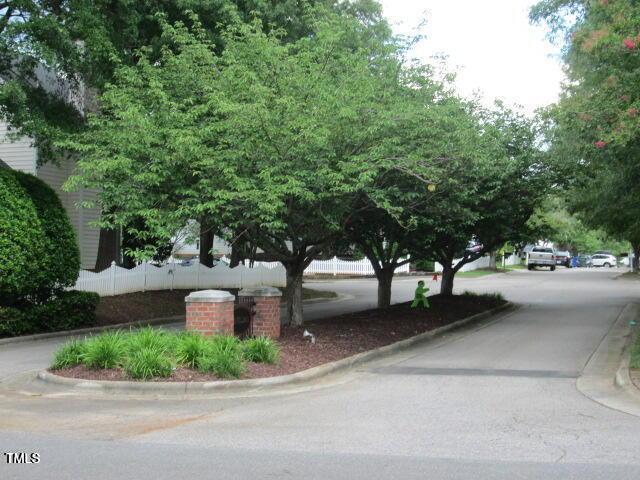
[0,122,37,173]
[37,159,100,270]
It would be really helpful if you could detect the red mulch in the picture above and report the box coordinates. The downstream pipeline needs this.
[53,294,504,382]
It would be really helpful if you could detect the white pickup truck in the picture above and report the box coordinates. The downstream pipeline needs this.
[526,246,556,271]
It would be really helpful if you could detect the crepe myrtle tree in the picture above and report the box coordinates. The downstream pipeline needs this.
[63,12,395,326]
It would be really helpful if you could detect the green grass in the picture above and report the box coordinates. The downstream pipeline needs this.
[243,337,280,364]
[50,328,280,380]
[82,331,128,369]
[51,340,86,369]
[456,266,524,278]
[630,333,640,370]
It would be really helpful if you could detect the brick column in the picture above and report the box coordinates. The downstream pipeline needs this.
[238,287,282,339]
[185,290,235,336]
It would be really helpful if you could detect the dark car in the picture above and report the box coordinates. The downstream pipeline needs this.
[554,250,571,267]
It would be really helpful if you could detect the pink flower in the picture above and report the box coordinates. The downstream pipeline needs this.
[595,141,607,149]
[628,108,638,117]
[624,38,636,50]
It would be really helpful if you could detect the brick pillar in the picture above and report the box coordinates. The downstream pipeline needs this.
[185,290,235,336]
[238,287,282,339]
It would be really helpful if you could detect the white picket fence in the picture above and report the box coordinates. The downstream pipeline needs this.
[304,256,411,276]
[74,261,286,297]
[434,254,521,273]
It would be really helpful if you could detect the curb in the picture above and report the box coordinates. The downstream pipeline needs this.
[0,315,185,346]
[614,326,640,403]
[37,302,516,397]
[577,302,640,417]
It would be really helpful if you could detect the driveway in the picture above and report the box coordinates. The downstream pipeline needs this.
[1,268,640,479]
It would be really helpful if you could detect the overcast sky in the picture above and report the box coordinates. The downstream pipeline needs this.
[380,0,566,114]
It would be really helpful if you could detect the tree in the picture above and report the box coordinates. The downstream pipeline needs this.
[63,11,395,325]
[532,1,640,267]
[1,1,383,269]
[408,103,549,295]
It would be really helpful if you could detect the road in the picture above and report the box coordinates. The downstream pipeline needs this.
[1,268,640,479]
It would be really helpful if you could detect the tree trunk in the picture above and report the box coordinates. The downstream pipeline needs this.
[632,243,640,272]
[94,228,120,271]
[376,267,394,308]
[488,251,497,270]
[199,225,214,267]
[284,263,305,326]
[440,262,455,296]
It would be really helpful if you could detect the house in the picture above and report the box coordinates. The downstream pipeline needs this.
[0,121,101,269]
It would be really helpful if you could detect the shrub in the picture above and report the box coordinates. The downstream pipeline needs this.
[125,327,173,355]
[210,335,243,355]
[51,340,87,369]
[124,347,173,379]
[0,169,50,306]
[82,331,127,369]
[174,332,209,368]
[0,169,80,306]
[461,291,505,303]
[0,291,99,338]
[199,335,245,378]
[198,349,245,378]
[30,291,100,332]
[243,337,280,364]
[0,306,31,337]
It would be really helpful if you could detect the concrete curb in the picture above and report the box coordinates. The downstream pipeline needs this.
[37,302,516,397]
[0,315,185,346]
[614,327,640,403]
[576,302,640,417]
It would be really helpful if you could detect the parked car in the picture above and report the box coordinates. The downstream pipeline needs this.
[554,250,571,268]
[576,255,592,268]
[526,246,556,271]
[590,253,617,268]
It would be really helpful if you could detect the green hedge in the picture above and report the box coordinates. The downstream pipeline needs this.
[0,169,80,306]
[0,291,99,338]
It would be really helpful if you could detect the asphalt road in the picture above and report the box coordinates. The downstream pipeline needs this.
[1,267,640,479]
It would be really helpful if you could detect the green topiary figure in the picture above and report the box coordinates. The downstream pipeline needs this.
[0,168,80,306]
[411,280,430,308]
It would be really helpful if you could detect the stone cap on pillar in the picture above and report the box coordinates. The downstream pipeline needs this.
[185,290,235,303]
[238,286,282,298]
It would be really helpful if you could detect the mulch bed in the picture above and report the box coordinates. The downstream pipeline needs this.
[94,287,334,326]
[53,294,505,382]
[95,289,198,326]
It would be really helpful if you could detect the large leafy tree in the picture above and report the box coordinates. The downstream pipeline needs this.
[63,11,396,325]
[0,0,386,269]
[532,0,640,266]
[408,104,549,295]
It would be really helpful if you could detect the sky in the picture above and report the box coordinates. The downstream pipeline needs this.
[380,0,566,115]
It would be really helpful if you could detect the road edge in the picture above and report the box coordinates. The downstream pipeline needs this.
[36,302,516,397]
[577,302,640,417]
